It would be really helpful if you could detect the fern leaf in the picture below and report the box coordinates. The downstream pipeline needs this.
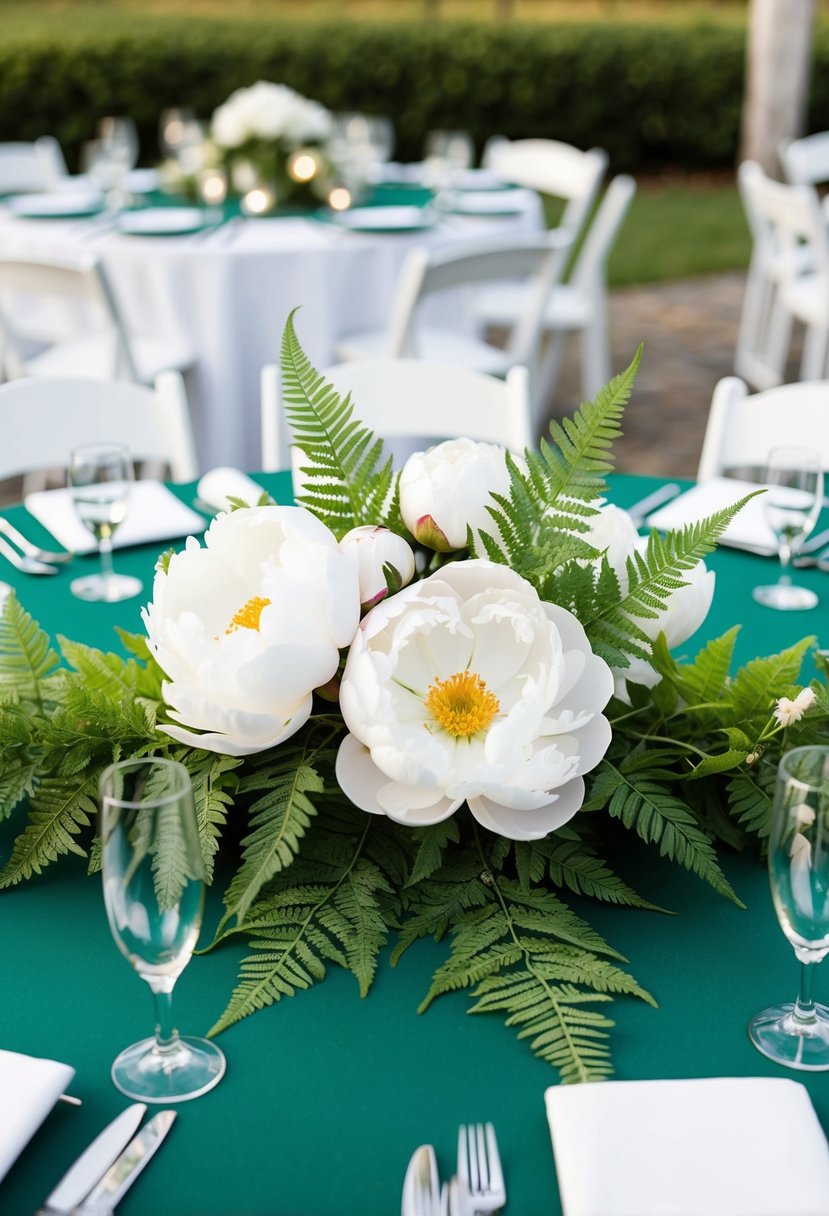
[0,597,59,710]
[177,750,240,883]
[728,637,815,723]
[0,773,96,886]
[728,769,775,841]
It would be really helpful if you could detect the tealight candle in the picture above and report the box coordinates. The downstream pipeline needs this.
[242,186,275,216]
[198,168,227,206]
[288,150,320,183]
[327,186,352,212]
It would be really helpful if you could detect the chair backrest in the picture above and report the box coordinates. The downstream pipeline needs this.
[697,376,829,481]
[0,137,67,194]
[483,139,608,242]
[0,253,139,382]
[737,160,829,287]
[261,359,534,476]
[384,230,571,365]
[780,131,829,186]
[567,174,636,293]
[0,373,198,482]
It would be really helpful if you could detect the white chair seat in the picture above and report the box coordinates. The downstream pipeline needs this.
[475,282,590,332]
[23,333,193,384]
[334,327,514,377]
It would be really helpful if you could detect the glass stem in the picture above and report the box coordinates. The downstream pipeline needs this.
[148,978,181,1052]
[794,959,817,1024]
[99,535,115,583]
[778,539,792,583]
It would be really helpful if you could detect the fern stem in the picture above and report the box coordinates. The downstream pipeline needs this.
[471,825,593,1084]
[625,733,709,760]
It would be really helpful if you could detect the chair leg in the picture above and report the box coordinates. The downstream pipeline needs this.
[535,330,567,421]
[800,322,829,381]
[581,303,610,401]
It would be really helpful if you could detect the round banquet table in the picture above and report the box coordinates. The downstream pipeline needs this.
[0,187,543,474]
[0,472,828,1216]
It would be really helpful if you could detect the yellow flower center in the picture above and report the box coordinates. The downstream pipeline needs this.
[425,670,500,739]
[225,595,271,635]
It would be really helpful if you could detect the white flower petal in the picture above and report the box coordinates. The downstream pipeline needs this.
[468,779,585,841]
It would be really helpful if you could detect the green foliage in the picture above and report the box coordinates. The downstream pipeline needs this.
[280,310,396,538]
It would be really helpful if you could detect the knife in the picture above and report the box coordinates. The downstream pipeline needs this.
[74,1109,176,1214]
[37,1104,147,1215]
[626,482,681,527]
[401,1143,440,1216]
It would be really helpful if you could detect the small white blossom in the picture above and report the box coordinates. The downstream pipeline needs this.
[773,687,816,728]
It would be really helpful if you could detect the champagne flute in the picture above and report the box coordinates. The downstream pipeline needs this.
[100,757,226,1102]
[96,117,139,209]
[749,746,829,1070]
[69,442,143,603]
[752,445,823,611]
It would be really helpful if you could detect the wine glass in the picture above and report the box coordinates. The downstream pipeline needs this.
[69,442,143,603]
[752,445,823,611]
[99,757,226,1102]
[96,117,139,209]
[158,107,197,160]
[749,746,829,1070]
[423,129,475,188]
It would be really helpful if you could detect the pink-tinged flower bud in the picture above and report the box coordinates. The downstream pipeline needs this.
[399,438,512,552]
[339,525,415,609]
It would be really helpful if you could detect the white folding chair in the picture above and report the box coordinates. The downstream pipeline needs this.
[735,161,829,389]
[0,137,67,194]
[780,131,829,188]
[473,174,636,405]
[0,373,198,483]
[482,138,608,247]
[333,231,571,436]
[697,376,829,482]
[0,253,192,386]
[260,359,534,484]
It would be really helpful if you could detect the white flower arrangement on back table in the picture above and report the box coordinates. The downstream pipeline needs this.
[0,312,825,1083]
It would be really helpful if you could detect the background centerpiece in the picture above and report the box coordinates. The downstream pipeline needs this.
[0,314,826,1085]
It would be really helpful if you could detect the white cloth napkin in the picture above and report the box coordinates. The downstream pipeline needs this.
[647,476,779,551]
[196,467,268,513]
[546,1077,829,1216]
[0,1049,75,1183]
[24,480,205,555]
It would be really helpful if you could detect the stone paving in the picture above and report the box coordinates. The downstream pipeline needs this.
[545,270,749,479]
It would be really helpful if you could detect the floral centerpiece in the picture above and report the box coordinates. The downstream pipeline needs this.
[210,81,336,208]
[0,314,826,1084]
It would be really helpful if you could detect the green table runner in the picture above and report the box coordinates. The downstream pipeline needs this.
[0,473,826,1216]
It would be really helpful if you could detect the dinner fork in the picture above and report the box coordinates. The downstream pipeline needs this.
[0,516,71,564]
[457,1123,506,1215]
[0,534,59,575]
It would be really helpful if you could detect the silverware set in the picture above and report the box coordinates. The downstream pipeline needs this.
[0,516,71,575]
[36,1103,175,1215]
[402,1123,505,1216]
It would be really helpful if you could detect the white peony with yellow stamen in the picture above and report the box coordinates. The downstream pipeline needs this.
[142,505,360,757]
[335,560,614,841]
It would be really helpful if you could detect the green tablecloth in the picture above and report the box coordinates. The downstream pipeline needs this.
[1,473,827,1216]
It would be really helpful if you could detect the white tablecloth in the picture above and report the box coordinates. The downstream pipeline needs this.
[0,194,543,471]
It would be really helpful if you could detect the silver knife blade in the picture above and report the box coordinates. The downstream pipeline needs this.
[41,1104,147,1213]
[78,1109,176,1212]
[626,482,681,527]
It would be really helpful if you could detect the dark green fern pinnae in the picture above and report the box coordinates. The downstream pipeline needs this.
[280,309,396,538]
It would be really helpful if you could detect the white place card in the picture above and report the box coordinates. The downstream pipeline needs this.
[0,1049,75,1182]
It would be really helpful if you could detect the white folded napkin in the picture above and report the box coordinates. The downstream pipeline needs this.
[546,1077,829,1216]
[196,467,268,513]
[25,480,205,555]
[647,476,778,551]
[0,1049,75,1183]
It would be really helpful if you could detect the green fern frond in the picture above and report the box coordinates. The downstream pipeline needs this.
[0,596,59,710]
[177,750,241,883]
[728,769,775,841]
[408,819,461,886]
[280,310,395,536]
[537,833,666,911]
[469,972,616,1083]
[728,637,815,723]
[216,756,323,935]
[0,772,96,886]
[592,760,743,904]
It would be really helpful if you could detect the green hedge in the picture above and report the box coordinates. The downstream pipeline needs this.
[2,19,829,172]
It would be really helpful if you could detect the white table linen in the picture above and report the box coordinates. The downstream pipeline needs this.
[25,480,205,553]
[0,193,543,472]
[0,1049,75,1183]
[546,1076,829,1216]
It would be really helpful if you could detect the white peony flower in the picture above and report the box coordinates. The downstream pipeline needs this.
[399,438,512,552]
[142,506,361,756]
[774,687,817,727]
[211,82,332,149]
[339,525,415,609]
[335,560,613,841]
[583,502,715,694]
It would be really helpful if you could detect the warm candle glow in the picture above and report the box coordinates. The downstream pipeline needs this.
[242,187,274,215]
[199,170,227,205]
[288,151,318,183]
[328,186,352,212]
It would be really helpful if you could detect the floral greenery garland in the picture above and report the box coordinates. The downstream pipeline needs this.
[0,315,826,1084]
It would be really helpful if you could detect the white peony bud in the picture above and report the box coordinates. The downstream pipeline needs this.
[399,438,511,552]
[339,525,415,609]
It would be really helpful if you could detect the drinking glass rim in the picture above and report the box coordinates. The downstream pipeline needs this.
[777,744,829,792]
[99,755,192,808]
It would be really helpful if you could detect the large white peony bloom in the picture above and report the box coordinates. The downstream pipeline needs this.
[211,81,332,149]
[143,506,360,756]
[584,501,715,693]
[335,560,613,841]
[399,438,512,553]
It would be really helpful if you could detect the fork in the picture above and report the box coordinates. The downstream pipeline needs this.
[0,516,71,564]
[0,534,59,575]
[457,1123,506,1214]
